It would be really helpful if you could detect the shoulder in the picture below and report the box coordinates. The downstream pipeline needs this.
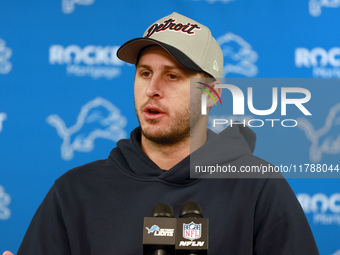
[53,152,125,194]
[56,159,108,183]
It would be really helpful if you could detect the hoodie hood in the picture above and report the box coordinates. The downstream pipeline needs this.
[110,125,256,185]
[191,124,256,168]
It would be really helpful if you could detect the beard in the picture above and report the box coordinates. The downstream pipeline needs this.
[140,110,191,145]
[135,94,202,145]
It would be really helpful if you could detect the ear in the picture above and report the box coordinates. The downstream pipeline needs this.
[205,80,222,109]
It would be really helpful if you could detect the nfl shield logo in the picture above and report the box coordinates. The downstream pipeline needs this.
[183,222,202,241]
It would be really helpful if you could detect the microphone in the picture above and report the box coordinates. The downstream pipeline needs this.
[176,201,209,255]
[143,203,177,255]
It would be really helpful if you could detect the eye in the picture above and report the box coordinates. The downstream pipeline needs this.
[141,71,151,78]
[168,73,179,80]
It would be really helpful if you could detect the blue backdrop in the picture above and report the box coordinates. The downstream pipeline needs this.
[1,0,340,254]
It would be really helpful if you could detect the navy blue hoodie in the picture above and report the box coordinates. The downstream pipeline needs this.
[18,125,319,254]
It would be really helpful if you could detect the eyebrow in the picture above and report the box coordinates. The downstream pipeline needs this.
[136,64,187,72]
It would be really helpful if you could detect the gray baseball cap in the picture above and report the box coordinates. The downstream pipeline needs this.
[117,12,223,79]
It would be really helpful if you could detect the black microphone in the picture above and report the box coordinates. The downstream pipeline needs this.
[176,201,209,255]
[143,203,176,255]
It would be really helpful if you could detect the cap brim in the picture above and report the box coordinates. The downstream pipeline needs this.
[117,37,203,72]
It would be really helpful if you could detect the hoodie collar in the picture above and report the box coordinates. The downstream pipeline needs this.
[112,125,256,185]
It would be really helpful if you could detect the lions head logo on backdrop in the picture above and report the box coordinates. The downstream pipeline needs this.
[191,0,235,3]
[332,249,340,255]
[309,0,340,17]
[62,0,95,14]
[0,39,12,75]
[297,102,340,162]
[217,33,258,77]
[0,113,7,132]
[47,97,127,160]
[0,185,11,220]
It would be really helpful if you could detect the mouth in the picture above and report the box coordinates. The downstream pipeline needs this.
[143,105,166,120]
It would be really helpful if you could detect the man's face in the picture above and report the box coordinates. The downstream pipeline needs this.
[134,46,203,145]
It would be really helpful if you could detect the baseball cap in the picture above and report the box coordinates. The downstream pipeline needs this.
[117,12,223,79]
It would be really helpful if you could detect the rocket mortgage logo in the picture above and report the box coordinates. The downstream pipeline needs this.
[195,78,313,128]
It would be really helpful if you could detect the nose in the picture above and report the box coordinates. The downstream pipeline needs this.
[146,75,163,98]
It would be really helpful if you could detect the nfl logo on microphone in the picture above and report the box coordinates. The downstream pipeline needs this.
[183,222,202,241]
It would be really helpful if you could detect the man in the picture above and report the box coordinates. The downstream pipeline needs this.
[3,12,319,254]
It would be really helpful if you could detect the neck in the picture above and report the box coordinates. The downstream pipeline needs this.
[141,128,207,170]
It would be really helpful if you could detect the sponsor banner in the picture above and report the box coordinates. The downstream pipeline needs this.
[49,45,125,79]
[298,193,340,226]
[295,47,340,78]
